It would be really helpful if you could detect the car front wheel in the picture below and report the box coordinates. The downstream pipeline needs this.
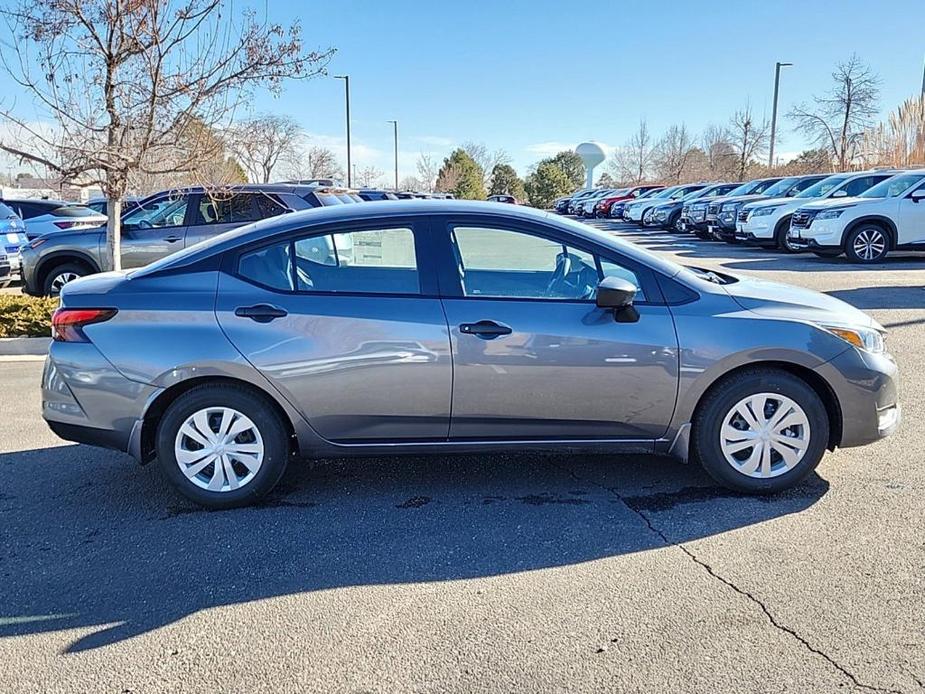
[43,263,88,295]
[156,384,289,509]
[692,368,829,494]
[845,225,890,263]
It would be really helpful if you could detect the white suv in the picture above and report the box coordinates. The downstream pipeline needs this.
[737,171,895,252]
[787,170,925,262]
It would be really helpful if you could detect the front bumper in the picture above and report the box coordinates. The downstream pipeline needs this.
[787,218,844,250]
[815,346,900,448]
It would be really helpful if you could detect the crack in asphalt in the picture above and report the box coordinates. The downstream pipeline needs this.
[549,461,906,694]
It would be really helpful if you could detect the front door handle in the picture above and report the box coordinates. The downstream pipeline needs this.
[459,320,512,339]
[235,304,288,323]
[164,235,183,243]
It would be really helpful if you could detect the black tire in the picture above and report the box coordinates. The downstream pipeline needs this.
[669,212,683,233]
[773,217,800,253]
[844,224,890,264]
[691,368,829,494]
[43,262,90,296]
[156,384,290,509]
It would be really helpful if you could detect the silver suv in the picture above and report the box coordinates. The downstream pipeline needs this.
[43,201,899,508]
[20,184,353,295]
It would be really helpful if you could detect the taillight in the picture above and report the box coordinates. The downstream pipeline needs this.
[51,308,117,342]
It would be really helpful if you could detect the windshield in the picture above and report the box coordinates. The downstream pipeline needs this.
[860,173,925,198]
[797,174,848,198]
[682,188,709,201]
[638,188,663,198]
[724,181,758,197]
[650,186,679,199]
[760,177,800,197]
[0,202,17,219]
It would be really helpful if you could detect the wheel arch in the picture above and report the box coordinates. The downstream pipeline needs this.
[842,216,898,248]
[690,360,843,451]
[35,251,101,292]
[139,375,300,464]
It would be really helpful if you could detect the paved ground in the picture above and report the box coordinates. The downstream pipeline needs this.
[2,220,925,693]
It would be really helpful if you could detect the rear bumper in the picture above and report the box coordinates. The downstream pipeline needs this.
[42,342,159,461]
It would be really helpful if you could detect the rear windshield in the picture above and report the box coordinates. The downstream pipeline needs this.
[50,205,101,218]
[860,173,925,198]
[317,194,342,206]
[796,175,848,198]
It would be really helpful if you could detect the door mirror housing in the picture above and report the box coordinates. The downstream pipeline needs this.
[831,189,848,198]
[910,188,925,203]
[596,277,639,322]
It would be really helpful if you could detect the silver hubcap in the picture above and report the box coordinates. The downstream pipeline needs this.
[720,393,811,479]
[853,229,885,261]
[50,272,80,293]
[174,407,264,492]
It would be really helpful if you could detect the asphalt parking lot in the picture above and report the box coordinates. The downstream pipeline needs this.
[2,220,925,693]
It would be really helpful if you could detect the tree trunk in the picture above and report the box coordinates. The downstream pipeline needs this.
[106,198,122,271]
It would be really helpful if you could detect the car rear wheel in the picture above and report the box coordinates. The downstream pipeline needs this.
[156,384,289,509]
[43,263,88,295]
[692,368,829,494]
[845,225,890,263]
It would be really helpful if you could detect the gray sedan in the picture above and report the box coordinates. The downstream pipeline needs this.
[43,201,900,508]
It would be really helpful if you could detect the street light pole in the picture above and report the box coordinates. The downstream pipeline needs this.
[334,75,352,187]
[768,61,792,169]
[387,120,398,191]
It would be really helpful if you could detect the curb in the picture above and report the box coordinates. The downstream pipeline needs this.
[0,336,51,357]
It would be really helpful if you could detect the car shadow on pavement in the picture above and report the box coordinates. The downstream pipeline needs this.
[826,286,925,310]
[0,445,829,653]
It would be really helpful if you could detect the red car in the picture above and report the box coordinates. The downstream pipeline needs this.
[595,185,663,218]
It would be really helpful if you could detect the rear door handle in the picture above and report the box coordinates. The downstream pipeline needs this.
[459,320,512,339]
[164,235,183,243]
[235,304,288,323]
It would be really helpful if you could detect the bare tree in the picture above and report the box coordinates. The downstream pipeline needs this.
[702,124,737,179]
[860,94,925,168]
[0,0,332,270]
[227,114,303,183]
[609,119,653,183]
[728,105,770,179]
[652,124,696,183]
[461,141,510,187]
[355,165,384,188]
[789,54,881,171]
[398,175,423,192]
[415,152,438,192]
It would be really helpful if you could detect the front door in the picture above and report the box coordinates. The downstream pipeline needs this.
[899,182,925,245]
[119,193,190,267]
[215,219,453,442]
[437,222,679,440]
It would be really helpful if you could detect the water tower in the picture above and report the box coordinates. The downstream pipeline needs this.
[576,142,605,188]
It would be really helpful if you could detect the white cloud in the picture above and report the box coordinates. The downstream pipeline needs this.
[411,135,454,148]
[525,141,575,157]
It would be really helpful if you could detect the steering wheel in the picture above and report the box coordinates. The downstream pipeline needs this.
[545,253,573,297]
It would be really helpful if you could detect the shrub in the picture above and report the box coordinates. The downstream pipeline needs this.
[0,295,58,338]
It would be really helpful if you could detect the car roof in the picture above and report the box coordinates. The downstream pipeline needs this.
[133,200,684,280]
[0,198,69,208]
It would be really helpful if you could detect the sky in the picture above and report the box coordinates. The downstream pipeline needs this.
[4,0,925,185]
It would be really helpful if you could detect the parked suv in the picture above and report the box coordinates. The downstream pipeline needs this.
[595,185,662,218]
[625,184,705,225]
[651,182,739,231]
[0,202,28,276]
[736,172,892,252]
[20,184,327,296]
[787,170,925,262]
[3,199,107,240]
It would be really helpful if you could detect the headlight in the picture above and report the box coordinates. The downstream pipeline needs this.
[820,324,885,354]
[721,203,740,212]
[816,208,848,220]
[751,206,781,218]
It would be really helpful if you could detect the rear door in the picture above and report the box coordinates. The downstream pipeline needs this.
[184,192,287,247]
[215,216,453,442]
[435,217,680,440]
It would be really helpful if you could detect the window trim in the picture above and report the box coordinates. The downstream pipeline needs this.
[228,216,435,298]
[433,215,661,305]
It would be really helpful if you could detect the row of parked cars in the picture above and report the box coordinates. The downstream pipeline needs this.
[1,184,453,294]
[553,167,925,263]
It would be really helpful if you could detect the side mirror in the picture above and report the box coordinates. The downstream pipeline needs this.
[596,277,639,322]
[831,189,847,198]
[910,189,925,203]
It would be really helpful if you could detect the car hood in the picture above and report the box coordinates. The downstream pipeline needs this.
[720,274,882,330]
[796,196,872,210]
